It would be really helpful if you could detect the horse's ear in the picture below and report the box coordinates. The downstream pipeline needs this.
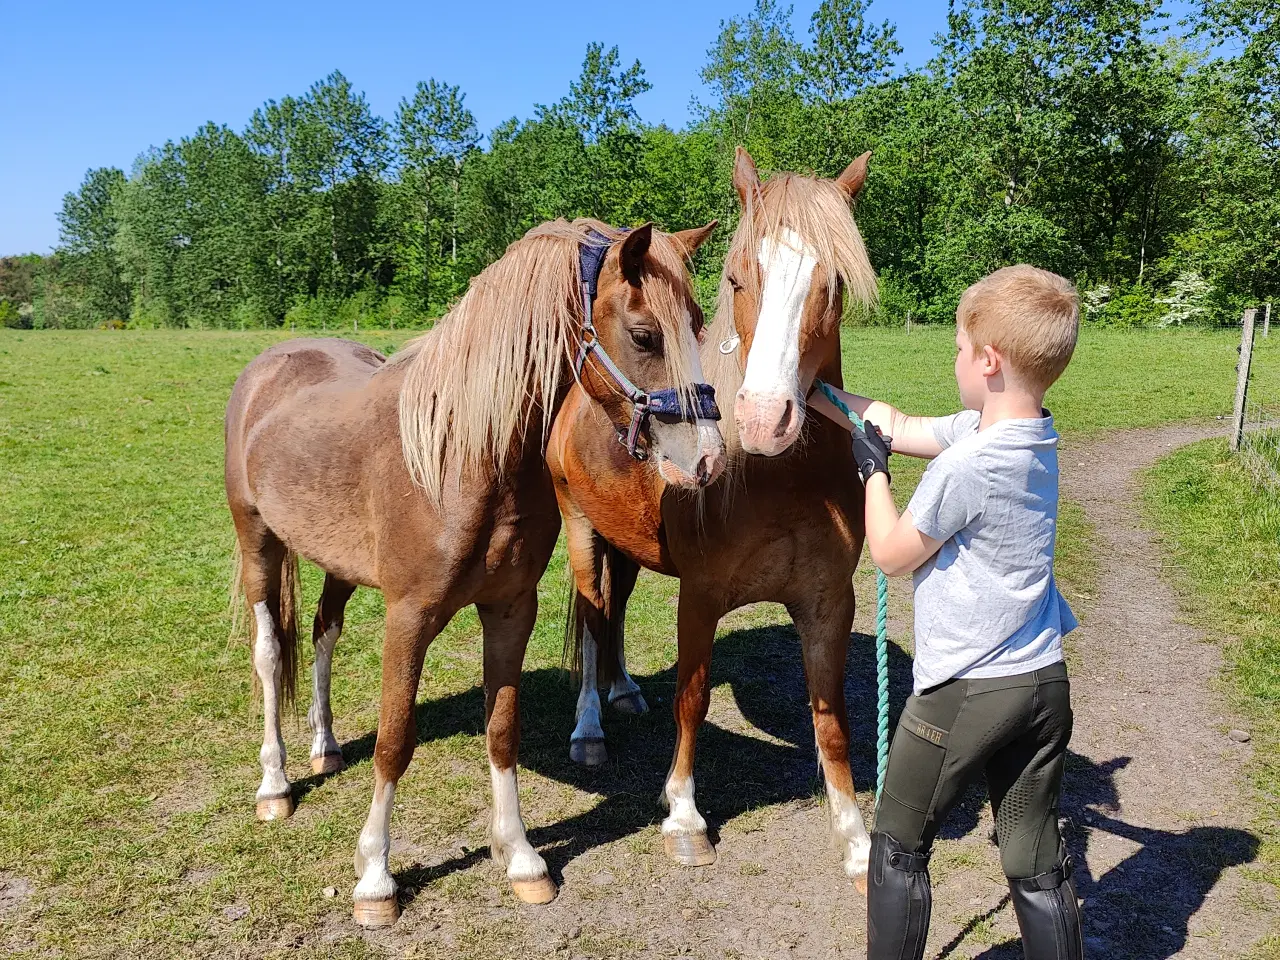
[619,223,654,287]
[671,220,717,258]
[733,146,760,209]
[836,151,871,201]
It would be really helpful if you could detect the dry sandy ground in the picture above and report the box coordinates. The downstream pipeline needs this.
[333,423,1276,959]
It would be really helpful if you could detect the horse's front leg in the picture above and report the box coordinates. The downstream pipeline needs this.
[479,593,557,904]
[351,598,441,928]
[788,588,872,893]
[661,590,719,866]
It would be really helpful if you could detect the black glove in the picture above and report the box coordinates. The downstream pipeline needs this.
[852,419,892,482]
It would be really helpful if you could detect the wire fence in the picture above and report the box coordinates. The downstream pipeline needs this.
[1240,396,1280,491]
[1236,304,1279,491]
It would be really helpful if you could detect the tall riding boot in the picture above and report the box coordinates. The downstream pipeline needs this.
[1008,851,1084,960]
[867,831,932,960]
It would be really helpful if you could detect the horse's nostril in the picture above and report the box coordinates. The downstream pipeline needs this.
[696,454,712,486]
[774,399,795,438]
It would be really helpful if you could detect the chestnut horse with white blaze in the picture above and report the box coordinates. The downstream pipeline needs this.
[224,218,721,926]
[548,149,878,888]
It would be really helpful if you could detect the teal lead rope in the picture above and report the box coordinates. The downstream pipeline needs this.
[813,379,891,803]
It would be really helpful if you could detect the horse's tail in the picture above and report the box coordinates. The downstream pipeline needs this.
[229,538,247,644]
[277,547,301,708]
[229,538,301,709]
[562,538,629,688]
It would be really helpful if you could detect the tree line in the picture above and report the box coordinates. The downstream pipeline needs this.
[2,0,1275,330]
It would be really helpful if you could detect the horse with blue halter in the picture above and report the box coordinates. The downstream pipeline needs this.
[548,148,879,889]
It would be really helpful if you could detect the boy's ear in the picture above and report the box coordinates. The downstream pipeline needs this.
[980,343,1002,378]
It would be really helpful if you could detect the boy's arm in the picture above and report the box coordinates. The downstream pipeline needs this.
[808,383,945,459]
[864,474,944,576]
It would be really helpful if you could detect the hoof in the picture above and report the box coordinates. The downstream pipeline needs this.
[664,832,717,867]
[311,752,345,776]
[853,874,868,896]
[352,896,399,928]
[511,876,558,904]
[609,690,648,715]
[255,794,294,821]
[569,737,608,766]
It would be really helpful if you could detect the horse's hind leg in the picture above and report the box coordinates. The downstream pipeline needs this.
[569,591,609,766]
[788,588,871,893]
[352,597,444,927]
[479,593,556,904]
[565,530,645,765]
[235,518,298,822]
[309,574,356,775]
[603,549,647,716]
[562,517,610,766]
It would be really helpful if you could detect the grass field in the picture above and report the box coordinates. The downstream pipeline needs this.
[1143,439,1280,956]
[0,326,1268,957]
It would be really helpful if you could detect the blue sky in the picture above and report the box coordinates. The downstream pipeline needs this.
[2,0,949,256]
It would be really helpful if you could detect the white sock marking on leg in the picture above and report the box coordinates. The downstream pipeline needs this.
[253,600,290,800]
[571,629,605,743]
[827,783,871,880]
[309,623,342,760]
[662,775,708,837]
[353,781,397,901]
[489,763,547,882]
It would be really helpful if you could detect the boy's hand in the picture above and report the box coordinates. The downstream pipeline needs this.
[853,419,892,482]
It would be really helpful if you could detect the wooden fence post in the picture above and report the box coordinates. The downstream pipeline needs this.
[1264,302,1271,337]
[1232,307,1257,452]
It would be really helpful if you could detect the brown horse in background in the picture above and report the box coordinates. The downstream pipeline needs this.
[224,218,720,926]
[547,149,878,889]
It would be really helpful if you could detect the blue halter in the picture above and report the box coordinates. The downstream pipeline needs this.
[575,230,721,461]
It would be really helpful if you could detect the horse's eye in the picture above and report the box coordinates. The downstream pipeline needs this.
[728,274,743,292]
[630,328,657,351]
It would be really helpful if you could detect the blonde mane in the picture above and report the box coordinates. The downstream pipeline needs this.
[704,171,878,464]
[395,218,702,501]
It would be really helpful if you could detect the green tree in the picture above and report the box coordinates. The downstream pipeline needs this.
[805,0,900,103]
[57,167,131,325]
[396,79,479,310]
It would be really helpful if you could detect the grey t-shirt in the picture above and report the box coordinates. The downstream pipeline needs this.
[905,409,1077,694]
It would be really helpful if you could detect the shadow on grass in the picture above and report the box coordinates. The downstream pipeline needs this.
[318,622,1260,957]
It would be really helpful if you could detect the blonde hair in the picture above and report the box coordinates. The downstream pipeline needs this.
[957,265,1079,392]
[393,218,701,502]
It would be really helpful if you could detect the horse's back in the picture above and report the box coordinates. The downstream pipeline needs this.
[225,338,396,583]
[226,338,385,437]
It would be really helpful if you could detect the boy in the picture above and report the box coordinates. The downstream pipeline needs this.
[811,265,1083,960]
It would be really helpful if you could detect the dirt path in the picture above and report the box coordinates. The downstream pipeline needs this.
[360,423,1274,960]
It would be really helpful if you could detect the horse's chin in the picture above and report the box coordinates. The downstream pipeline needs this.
[656,456,710,490]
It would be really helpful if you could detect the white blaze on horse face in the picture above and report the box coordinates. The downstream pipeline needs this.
[741,229,818,400]
[661,775,708,837]
[354,780,397,901]
[309,623,342,762]
[253,601,290,801]
[489,763,548,882]
[826,783,871,883]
